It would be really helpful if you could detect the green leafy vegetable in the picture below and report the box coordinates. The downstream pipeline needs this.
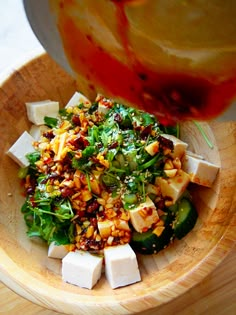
[44,116,58,128]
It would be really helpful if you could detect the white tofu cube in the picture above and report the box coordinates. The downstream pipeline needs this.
[65,92,91,108]
[186,150,204,160]
[98,220,114,239]
[98,219,130,239]
[98,103,110,115]
[25,100,59,125]
[129,196,159,233]
[104,244,141,289]
[48,242,69,259]
[7,131,35,167]
[182,154,219,187]
[156,170,190,203]
[29,124,50,141]
[162,134,188,159]
[62,251,103,289]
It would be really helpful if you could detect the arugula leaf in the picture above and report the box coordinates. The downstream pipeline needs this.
[21,196,74,244]
[72,156,92,171]
[161,124,179,137]
[59,108,73,121]
[88,102,98,114]
[87,125,99,145]
[44,116,58,128]
[26,151,40,165]
[82,145,97,157]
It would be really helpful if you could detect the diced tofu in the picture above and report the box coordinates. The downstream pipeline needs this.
[182,154,219,187]
[7,131,35,167]
[98,219,130,239]
[97,220,114,239]
[25,100,59,125]
[97,94,112,115]
[114,219,130,231]
[145,141,159,156]
[129,196,159,233]
[62,251,103,289]
[186,150,204,160]
[48,241,69,259]
[162,134,188,159]
[29,124,50,141]
[65,91,91,108]
[155,170,190,203]
[104,244,141,289]
[97,103,110,115]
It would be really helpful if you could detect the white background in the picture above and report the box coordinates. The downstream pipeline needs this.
[0,0,43,74]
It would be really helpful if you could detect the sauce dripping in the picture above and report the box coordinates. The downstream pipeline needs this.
[54,0,236,125]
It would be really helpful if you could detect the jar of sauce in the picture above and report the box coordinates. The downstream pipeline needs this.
[25,0,236,124]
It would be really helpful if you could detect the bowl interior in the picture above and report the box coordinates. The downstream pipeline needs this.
[0,52,236,315]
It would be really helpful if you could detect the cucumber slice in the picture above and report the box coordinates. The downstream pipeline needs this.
[130,215,174,255]
[173,198,198,240]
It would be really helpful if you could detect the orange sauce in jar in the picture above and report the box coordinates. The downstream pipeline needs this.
[51,0,236,125]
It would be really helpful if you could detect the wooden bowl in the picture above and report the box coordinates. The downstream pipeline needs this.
[0,51,236,315]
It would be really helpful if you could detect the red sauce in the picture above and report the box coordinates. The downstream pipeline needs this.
[55,0,236,125]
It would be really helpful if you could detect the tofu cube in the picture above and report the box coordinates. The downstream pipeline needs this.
[186,150,204,160]
[129,196,159,233]
[98,220,114,239]
[48,242,69,259]
[97,95,113,115]
[62,251,103,289]
[98,219,130,239]
[182,154,219,187]
[162,134,188,159]
[25,100,59,125]
[156,170,190,203]
[98,103,110,115]
[65,92,91,108]
[104,244,141,289]
[29,124,50,141]
[7,131,35,167]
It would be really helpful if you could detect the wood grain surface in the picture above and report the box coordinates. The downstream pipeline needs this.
[0,52,235,315]
[1,245,235,315]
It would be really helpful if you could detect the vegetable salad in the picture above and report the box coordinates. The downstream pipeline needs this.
[20,94,198,254]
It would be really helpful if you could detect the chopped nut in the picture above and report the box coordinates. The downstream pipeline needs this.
[90,176,101,195]
[107,236,114,245]
[164,159,174,170]
[97,198,106,206]
[164,169,178,178]
[81,189,93,201]
[86,225,94,238]
[164,199,174,207]
[105,203,113,209]
[101,191,109,201]
[73,172,81,189]
[76,224,82,235]
[75,235,81,242]
[173,157,182,169]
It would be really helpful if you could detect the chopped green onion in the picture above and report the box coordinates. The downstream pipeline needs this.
[193,121,214,149]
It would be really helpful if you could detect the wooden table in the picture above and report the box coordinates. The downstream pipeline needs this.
[1,245,235,315]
